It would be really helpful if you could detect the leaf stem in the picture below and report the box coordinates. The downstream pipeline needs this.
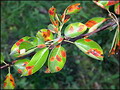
[64,40,74,44]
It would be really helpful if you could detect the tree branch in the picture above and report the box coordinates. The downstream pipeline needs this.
[0,19,119,70]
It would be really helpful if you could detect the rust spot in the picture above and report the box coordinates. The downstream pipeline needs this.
[84,39,92,42]
[57,37,63,43]
[56,45,60,48]
[61,50,66,57]
[115,5,120,15]
[3,83,7,88]
[16,41,20,46]
[64,15,70,23]
[26,66,34,75]
[67,3,82,13]
[19,39,24,42]
[69,26,74,33]
[16,49,20,53]
[9,74,15,87]
[37,44,46,48]
[50,57,55,61]
[86,49,103,57]
[18,69,22,74]
[56,55,62,62]
[42,30,51,41]
[77,25,85,32]
[48,7,56,15]
[107,0,119,6]
[44,68,50,73]
[56,66,62,71]
[85,20,97,28]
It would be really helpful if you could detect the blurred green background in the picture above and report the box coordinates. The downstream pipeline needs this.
[1,1,119,89]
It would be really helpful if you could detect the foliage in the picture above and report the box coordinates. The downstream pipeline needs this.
[1,0,119,89]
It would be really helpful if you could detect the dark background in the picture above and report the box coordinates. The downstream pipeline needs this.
[1,1,119,89]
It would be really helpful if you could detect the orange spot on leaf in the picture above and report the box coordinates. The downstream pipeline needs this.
[50,57,55,61]
[85,20,97,28]
[19,39,24,42]
[16,41,20,46]
[84,39,92,42]
[44,68,50,73]
[56,45,60,48]
[18,69,22,74]
[77,25,85,32]
[67,3,82,14]
[87,49,103,57]
[106,0,119,6]
[48,7,56,15]
[37,44,46,48]
[69,26,74,33]
[56,66,62,71]
[57,37,63,43]
[26,66,34,75]
[61,50,66,57]
[56,55,62,62]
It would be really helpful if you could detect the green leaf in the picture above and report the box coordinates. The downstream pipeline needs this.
[114,3,120,15]
[0,53,4,64]
[22,47,49,76]
[66,3,82,15]
[14,59,30,74]
[75,38,104,60]
[85,17,106,33]
[48,24,58,33]
[48,45,66,73]
[64,22,87,38]
[10,36,30,58]
[28,37,44,46]
[3,73,15,89]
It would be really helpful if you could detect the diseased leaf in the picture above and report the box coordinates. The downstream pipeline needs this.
[48,45,66,73]
[22,47,49,76]
[10,36,30,58]
[0,53,4,64]
[14,59,30,74]
[93,0,119,9]
[75,38,104,60]
[36,29,54,42]
[48,6,59,27]
[114,3,120,15]
[64,22,87,38]
[3,73,15,89]
[85,17,106,33]
[66,3,82,15]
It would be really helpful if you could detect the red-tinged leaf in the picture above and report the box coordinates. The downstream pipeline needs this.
[114,3,120,15]
[66,3,82,15]
[48,45,66,73]
[106,0,119,6]
[64,22,87,38]
[22,47,49,76]
[10,36,30,58]
[93,0,119,9]
[44,67,51,73]
[37,29,54,42]
[14,59,30,74]
[3,73,15,89]
[85,17,106,33]
[75,38,104,60]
